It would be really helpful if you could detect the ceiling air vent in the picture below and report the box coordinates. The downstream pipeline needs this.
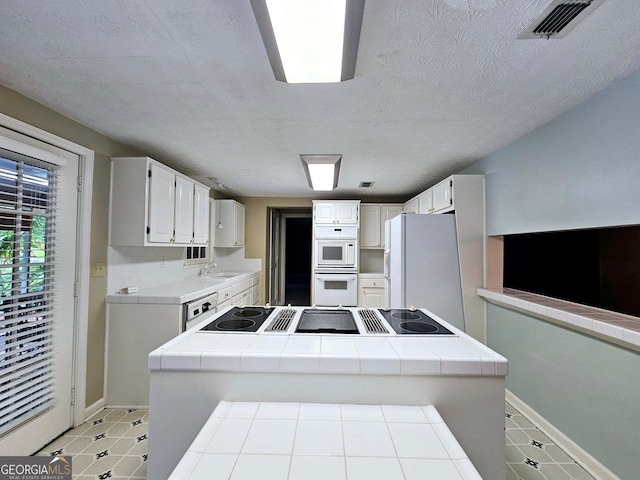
[519,0,603,39]
[359,181,375,188]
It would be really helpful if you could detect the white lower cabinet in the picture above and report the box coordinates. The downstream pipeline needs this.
[228,274,261,307]
[358,275,385,308]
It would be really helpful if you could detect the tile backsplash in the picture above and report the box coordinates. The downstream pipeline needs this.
[107,246,260,294]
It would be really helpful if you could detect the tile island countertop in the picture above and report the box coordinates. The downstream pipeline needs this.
[147,306,508,479]
[148,306,508,377]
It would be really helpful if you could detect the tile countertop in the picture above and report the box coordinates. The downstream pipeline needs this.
[478,288,640,352]
[105,270,260,305]
[169,401,482,480]
[148,307,508,377]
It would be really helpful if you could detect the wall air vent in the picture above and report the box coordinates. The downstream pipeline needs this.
[519,0,604,39]
[359,181,375,188]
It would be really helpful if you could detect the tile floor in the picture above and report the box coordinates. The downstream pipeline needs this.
[505,402,596,480]
[35,408,148,479]
[36,402,597,480]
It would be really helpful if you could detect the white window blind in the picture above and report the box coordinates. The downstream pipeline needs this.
[0,153,58,436]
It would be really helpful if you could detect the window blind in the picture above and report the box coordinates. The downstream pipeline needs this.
[0,153,58,436]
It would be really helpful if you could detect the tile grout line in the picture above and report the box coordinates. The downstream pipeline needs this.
[35,402,595,480]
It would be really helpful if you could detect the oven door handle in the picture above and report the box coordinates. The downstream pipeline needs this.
[315,274,357,282]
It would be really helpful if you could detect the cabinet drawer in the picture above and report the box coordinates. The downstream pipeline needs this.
[218,286,233,302]
[251,275,260,287]
[232,278,253,296]
[359,277,384,288]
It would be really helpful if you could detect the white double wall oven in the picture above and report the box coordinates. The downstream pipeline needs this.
[313,225,358,306]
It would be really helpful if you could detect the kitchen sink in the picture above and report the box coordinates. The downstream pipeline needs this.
[211,272,243,278]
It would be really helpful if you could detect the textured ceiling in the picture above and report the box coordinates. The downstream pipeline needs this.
[1,0,639,198]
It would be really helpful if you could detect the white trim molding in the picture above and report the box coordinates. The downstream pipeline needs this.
[506,389,621,480]
[0,112,96,428]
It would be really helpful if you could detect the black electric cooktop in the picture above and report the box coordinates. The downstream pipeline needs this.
[201,306,275,332]
[377,309,454,335]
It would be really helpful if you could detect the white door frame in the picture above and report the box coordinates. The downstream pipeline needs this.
[0,112,94,428]
[279,213,312,305]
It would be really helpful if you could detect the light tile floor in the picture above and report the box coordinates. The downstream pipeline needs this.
[505,402,596,480]
[36,402,597,480]
[35,408,148,479]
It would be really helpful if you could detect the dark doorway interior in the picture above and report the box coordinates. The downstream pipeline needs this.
[503,225,640,317]
[284,217,312,305]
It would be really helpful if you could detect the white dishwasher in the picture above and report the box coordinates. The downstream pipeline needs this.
[106,291,218,406]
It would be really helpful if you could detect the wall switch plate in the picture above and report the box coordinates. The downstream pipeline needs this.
[91,262,106,277]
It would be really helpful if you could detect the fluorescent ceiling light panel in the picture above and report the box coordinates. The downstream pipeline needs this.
[300,154,342,191]
[250,0,365,83]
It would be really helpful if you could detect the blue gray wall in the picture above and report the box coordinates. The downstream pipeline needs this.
[462,70,640,479]
[464,71,640,236]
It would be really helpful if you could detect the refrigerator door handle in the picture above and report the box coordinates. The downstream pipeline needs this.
[383,249,391,278]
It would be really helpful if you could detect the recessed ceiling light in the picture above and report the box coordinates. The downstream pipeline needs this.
[300,154,342,191]
[250,0,365,83]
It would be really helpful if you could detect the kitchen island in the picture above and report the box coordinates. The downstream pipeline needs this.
[147,306,507,479]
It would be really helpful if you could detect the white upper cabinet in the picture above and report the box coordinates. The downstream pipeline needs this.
[432,178,453,213]
[192,184,210,245]
[360,205,381,247]
[110,157,210,247]
[173,175,195,244]
[214,199,245,247]
[407,177,454,215]
[381,205,403,225]
[361,204,402,248]
[418,190,434,214]
[403,196,419,214]
[313,200,359,225]
[147,163,175,243]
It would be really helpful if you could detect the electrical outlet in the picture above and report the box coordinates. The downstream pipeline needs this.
[91,262,106,277]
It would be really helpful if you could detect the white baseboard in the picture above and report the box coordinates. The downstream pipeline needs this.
[84,398,106,423]
[506,390,620,480]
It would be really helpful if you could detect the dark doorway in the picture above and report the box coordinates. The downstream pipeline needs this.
[503,225,640,317]
[283,216,312,305]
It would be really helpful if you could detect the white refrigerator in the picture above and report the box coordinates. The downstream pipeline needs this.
[384,214,465,331]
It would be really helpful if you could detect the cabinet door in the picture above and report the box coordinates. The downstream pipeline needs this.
[192,184,210,245]
[147,163,175,243]
[335,202,359,224]
[360,205,381,248]
[314,202,336,223]
[233,202,245,246]
[174,176,195,244]
[418,190,434,214]
[404,197,419,214]
[360,287,385,308]
[380,205,402,248]
[432,179,453,212]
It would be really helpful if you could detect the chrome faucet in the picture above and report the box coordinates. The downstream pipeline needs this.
[200,260,218,276]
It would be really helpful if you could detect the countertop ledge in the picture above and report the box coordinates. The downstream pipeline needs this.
[106,270,260,305]
[478,288,640,352]
[148,310,508,378]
